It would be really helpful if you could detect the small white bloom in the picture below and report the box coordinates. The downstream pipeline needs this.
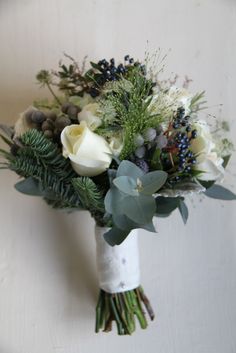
[61,121,112,177]
[151,86,193,116]
[78,103,102,131]
[69,93,95,109]
[191,120,225,181]
[109,135,124,156]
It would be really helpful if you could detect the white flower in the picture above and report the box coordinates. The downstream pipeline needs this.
[14,106,37,139]
[69,93,95,109]
[151,86,193,116]
[78,103,102,131]
[61,121,112,177]
[191,120,225,181]
[109,135,124,156]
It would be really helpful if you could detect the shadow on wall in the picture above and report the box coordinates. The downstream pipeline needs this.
[39,203,98,319]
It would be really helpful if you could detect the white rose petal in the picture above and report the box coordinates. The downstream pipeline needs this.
[61,122,112,177]
[190,120,225,181]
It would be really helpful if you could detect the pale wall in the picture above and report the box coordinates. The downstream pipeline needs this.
[0,1,236,353]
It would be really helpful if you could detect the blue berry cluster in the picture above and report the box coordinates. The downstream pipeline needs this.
[88,55,146,97]
[162,107,198,184]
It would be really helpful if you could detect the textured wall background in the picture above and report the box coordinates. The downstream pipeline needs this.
[0,1,236,352]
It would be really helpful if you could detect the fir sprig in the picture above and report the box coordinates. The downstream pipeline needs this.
[100,69,162,159]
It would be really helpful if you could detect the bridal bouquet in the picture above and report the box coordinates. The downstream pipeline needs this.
[0,54,235,335]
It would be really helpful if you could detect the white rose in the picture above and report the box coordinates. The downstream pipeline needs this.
[61,121,112,177]
[14,106,37,139]
[78,103,102,131]
[191,120,225,181]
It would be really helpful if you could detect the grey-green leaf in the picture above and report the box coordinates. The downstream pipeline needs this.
[113,176,139,196]
[104,226,130,246]
[104,187,129,214]
[15,177,42,196]
[140,170,167,195]
[123,194,156,224]
[113,213,156,233]
[205,184,236,200]
[178,200,188,224]
[156,196,181,215]
[117,160,144,179]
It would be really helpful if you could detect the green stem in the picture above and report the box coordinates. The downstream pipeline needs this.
[95,286,154,335]
[46,82,61,105]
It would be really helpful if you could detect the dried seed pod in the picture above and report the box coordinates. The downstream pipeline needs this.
[135,146,146,159]
[55,116,71,130]
[41,119,54,132]
[46,111,57,121]
[61,102,71,114]
[25,110,34,123]
[143,128,156,142]
[31,110,47,124]
[43,130,53,139]
[155,135,168,149]
[67,104,80,119]
[134,133,144,147]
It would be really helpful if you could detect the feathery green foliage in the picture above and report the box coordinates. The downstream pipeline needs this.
[11,154,81,209]
[100,69,163,160]
[20,129,75,180]
[72,177,105,213]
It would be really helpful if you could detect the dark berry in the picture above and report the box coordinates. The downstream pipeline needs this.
[184,166,191,173]
[124,55,130,61]
[186,125,191,132]
[191,130,197,139]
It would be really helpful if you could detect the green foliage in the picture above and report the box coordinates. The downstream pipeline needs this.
[155,196,181,216]
[156,196,189,224]
[104,160,167,245]
[11,155,80,209]
[178,199,189,224]
[3,129,81,209]
[20,129,75,180]
[72,177,105,213]
[204,184,236,200]
[100,71,162,160]
[189,91,207,113]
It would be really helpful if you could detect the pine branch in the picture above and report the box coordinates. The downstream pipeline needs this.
[72,177,105,213]
[10,154,80,209]
[20,129,76,180]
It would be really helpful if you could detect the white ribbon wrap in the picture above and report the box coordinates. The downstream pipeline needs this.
[95,226,140,293]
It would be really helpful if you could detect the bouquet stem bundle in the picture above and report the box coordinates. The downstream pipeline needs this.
[95,287,154,335]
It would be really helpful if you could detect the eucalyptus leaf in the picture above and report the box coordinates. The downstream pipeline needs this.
[222,155,231,168]
[140,170,167,195]
[156,196,181,215]
[15,177,42,196]
[178,200,189,224]
[122,194,156,224]
[104,187,129,214]
[117,160,144,179]
[103,226,130,246]
[204,184,236,200]
[113,176,139,196]
[113,213,156,233]
[198,179,215,189]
